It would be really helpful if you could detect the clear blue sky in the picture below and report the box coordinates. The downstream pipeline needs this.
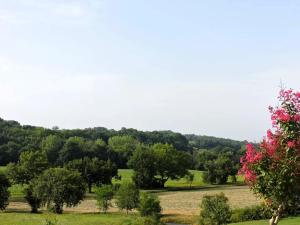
[0,0,300,141]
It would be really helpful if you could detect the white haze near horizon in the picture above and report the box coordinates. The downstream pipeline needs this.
[1,0,300,142]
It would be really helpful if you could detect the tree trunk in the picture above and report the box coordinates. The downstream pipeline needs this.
[269,204,283,225]
[88,183,92,193]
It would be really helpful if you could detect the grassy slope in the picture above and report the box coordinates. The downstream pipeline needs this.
[230,217,300,225]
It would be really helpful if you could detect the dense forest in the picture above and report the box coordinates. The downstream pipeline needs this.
[0,117,245,166]
[0,117,246,190]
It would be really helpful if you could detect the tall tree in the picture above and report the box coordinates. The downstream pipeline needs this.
[31,168,86,214]
[128,144,157,188]
[59,137,85,163]
[66,157,117,193]
[108,135,139,168]
[41,135,63,165]
[152,143,191,188]
[7,150,48,184]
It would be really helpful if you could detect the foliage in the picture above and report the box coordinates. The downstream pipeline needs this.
[59,137,85,163]
[108,135,139,168]
[184,172,195,189]
[152,143,191,188]
[31,168,86,214]
[24,183,42,213]
[116,182,140,214]
[202,152,238,184]
[138,192,161,219]
[41,135,63,165]
[0,172,10,210]
[66,157,117,193]
[7,150,49,184]
[240,89,300,224]
[230,205,273,223]
[128,145,157,188]
[199,193,231,225]
[95,185,114,213]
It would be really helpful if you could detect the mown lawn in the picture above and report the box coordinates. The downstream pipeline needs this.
[115,169,217,188]
[230,217,300,225]
[0,212,138,225]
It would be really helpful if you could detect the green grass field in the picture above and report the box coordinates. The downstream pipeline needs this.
[230,217,300,225]
[2,166,298,225]
[0,212,138,225]
[0,166,6,172]
[114,169,206,188]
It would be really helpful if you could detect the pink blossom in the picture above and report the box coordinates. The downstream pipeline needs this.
[287,141,296,148]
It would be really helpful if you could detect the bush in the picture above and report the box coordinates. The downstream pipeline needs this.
[138,192,161,219]
[116,182,139,214]
[130,217,165,225]
[230,205,273,223]
[0,173,10,211]
[95,185,114,213]
[199,193,231,225]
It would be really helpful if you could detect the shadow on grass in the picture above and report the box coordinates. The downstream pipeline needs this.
[147,183,248,194]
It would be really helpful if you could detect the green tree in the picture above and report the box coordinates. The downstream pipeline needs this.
[0,173,10,211]
[203,153,238,185]
[128,144,157,188]
[185,172,194,189]
[41,135,63,165]
[116,182,140,214]
[7,150,49,184]
[31,168,86,214]
[138,192,161,219]
[59,137,85,164]
[95,185,114,213]
[152,143,191,188]
[199,193,231,225]
[108,135,139,168]
[66,157,117,193]
[87,139,109,160]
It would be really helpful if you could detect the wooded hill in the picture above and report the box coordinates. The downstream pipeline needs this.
[0,117,245,166]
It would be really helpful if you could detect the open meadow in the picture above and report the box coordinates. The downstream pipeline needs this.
[0,167,264,224]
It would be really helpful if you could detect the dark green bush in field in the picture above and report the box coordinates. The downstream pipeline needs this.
[138,192,161,219]
[199,193,231,225]
[0,172,10,210]
[230,205,272,223]
[95,185,114,213]
[116,182,140,214]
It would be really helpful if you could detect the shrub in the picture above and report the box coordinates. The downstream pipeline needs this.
[116,182,139,214]
[230,205,272,223]
[0,173,10,211]
[138,192,161,219]
[130,217,165,225]
[95,185,114,213]
[199,193,231,225]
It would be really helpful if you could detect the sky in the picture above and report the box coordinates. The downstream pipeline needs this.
[0,0,300,141]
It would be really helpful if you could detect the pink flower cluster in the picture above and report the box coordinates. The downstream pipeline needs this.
[240,144,263,183]
[269,89,300,125]
[240,89,300,185]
